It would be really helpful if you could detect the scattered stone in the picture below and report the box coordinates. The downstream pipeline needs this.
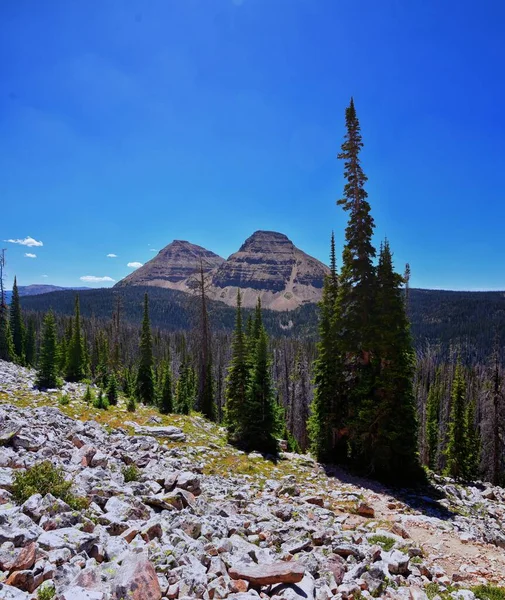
[229,562,305,586]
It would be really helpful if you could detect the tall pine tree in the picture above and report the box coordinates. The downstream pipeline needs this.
[36,311,60,389]
[159,360,174,414]
[66,295,86,382]
[425,369,442,471]
[336,98,377,463]
[308,233,343,461]
[10,277,25,364]
[0,303,14,362]
[445,362,468,479]
[136,293,155,405]
[241,300,280,454]
[225,291,250,443]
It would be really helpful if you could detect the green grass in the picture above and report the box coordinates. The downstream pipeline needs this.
[122,464,140,483]
[473,585,505,600]
[37,583,55,600]
[368,534,395,552]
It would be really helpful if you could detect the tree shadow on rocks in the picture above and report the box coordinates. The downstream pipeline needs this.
[321,462,457,522]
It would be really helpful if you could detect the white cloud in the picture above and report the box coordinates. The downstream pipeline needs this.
[127,262,143,269]
[24,253,37,258]
[149,249,157,252]
[107,253,117,258]
[80,275,115,283]
[41,275,48,278]
[5,236,44,247]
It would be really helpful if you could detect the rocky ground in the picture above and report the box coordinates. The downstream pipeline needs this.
[1,360,505,600]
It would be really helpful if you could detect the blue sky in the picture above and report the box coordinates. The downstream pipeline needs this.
[1,0,504,291]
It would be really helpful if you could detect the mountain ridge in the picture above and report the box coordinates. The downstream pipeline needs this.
[115,230,330,310]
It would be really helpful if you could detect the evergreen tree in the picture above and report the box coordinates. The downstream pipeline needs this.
[136,293,155,404]
[225,291,250,443]
[0,303,14,362]
[24,317,37,367]
[465,398,480,480]
[234,298,282,453]
[445,362,468,479]
[358,241,420,481]
[336,99,377,464]
[66,295,86,382]
[175,360,196,414]
[159,361,174,414]
[425,369,442,471]
[106,371,119,406]
[196,263,215,420]
[10,277,25,364]
[36,311,60,389]
[244,317,279,454]
[309,234,343,461]
[337,98,376,355]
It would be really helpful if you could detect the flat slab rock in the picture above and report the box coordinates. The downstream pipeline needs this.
[229,561,305,586]
[124,422,186,441]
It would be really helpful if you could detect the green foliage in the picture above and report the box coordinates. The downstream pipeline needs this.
[0,303,14,361]
[106,371,119,406]
[356,241,421,482]
[175,359,196,414]
[126,394,136,412]
[37,582,56,600]
[473,585,505,600]
[122,464,140,483]
[66,295,86,382]
[445,362,468,479]
[308,236,343,462]
[83,385,94,405]
[225,291,250,442]
[158,361,173,414]
[93,390,109,410]
[58,393,70,406]
[11,461,85,509]
[367,534,395,552]
[10,277,25,364]
[136,293,155,404]
[36,311,61,389]
[24,317,37,366]
[426,370,442,470]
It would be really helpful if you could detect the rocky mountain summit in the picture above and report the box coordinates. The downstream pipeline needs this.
[208,231,330,310]
[2,360,505,600]
[115,241,225,292]
[115,232,329,310]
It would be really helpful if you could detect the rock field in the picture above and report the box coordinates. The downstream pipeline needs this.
[1,360,505,599]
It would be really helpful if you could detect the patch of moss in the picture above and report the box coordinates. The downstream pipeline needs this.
[367,534,395,552]
[473,585,505,600]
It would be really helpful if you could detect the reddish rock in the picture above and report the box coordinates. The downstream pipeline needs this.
[230,579,249,593]
[229,561,305,586]
[303,496,324,507]
[356,501,375,518]
[11,542,36,572]
[112,554,161,600]
[6,570,36,593]
[121,527,140,543]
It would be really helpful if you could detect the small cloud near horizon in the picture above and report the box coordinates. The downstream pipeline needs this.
[127,262,143,269]
[24,253,37,258]
[80,275,115,283]
[41,275,48,278]
[5,236,43,247]
[107,253,117,258]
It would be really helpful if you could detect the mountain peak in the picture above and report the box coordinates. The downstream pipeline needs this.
[115,240,224,290]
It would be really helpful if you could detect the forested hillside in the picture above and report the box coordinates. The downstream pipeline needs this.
[19,285,505,360]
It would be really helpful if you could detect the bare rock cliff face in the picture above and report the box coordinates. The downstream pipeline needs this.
[114,241,225,291]
[208,231,330,310]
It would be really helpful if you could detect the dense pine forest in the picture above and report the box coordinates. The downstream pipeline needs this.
[2,99,504,485]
